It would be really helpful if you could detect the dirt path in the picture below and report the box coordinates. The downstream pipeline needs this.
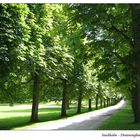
[28,100,126,130]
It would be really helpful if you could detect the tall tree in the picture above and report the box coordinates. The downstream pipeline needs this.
[130,4,140,123]
[68,4,140,122]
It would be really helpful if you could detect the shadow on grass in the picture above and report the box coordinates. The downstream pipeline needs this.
[0,104,115,130]
[0,107,89,130]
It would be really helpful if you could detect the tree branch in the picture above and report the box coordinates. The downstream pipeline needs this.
[105,46,135,71]
[110,24,134,47]
[105,13,134,47]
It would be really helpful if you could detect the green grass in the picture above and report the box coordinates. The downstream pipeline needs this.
[0,103,91,130]
[0,101,115,130]
[98,104,140,130]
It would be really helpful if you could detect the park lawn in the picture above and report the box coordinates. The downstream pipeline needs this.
[0,102,91,130]
[98,104,140,130]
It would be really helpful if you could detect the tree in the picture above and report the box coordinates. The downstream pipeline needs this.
[1,3,134,125]
[130,4,140,123]
[41,4,74,117]
[68,4,140,122]
[0,4,31,104]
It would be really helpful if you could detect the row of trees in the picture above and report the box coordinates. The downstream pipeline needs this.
[0,4,139,123]
[68,4,140,122]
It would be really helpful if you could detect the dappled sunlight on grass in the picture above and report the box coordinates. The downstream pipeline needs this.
[0,102,61,111]
[0,103,61,119]
[26,100,125,130]
[16,101,125,130]
[0,101,116,130]
[0,102,89,130]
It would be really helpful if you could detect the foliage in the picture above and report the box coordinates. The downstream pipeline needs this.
[0,3,132,124]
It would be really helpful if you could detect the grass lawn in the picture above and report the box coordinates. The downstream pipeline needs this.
[0,102,94,130]
[98,104,140,130]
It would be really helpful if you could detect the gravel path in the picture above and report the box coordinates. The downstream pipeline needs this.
[28,100,126,130]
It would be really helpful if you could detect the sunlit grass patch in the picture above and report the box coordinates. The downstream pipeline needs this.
[0,103,88,130]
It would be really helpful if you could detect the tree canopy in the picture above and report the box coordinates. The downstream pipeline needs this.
[0,3,140,123]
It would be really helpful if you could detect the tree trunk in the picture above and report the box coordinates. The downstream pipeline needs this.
[131,87,137,122]
[107,98,109,106]
[30,71,40,122]
[111,98,114,105]
[77,88,82,114]
[61,79,67,117]
[96,82,101,109]
[131,77,140,123]
[110,98,112,105]
[88,99,92,111]
[106,98,108,106]
[104,99,106,107]
[111,98,112,105]
[100,98,102,108]
[131,4,140,123]
[109,98,111,106]
[66,99,70,110]
[95,93,99,110]
[108,98,110,106]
